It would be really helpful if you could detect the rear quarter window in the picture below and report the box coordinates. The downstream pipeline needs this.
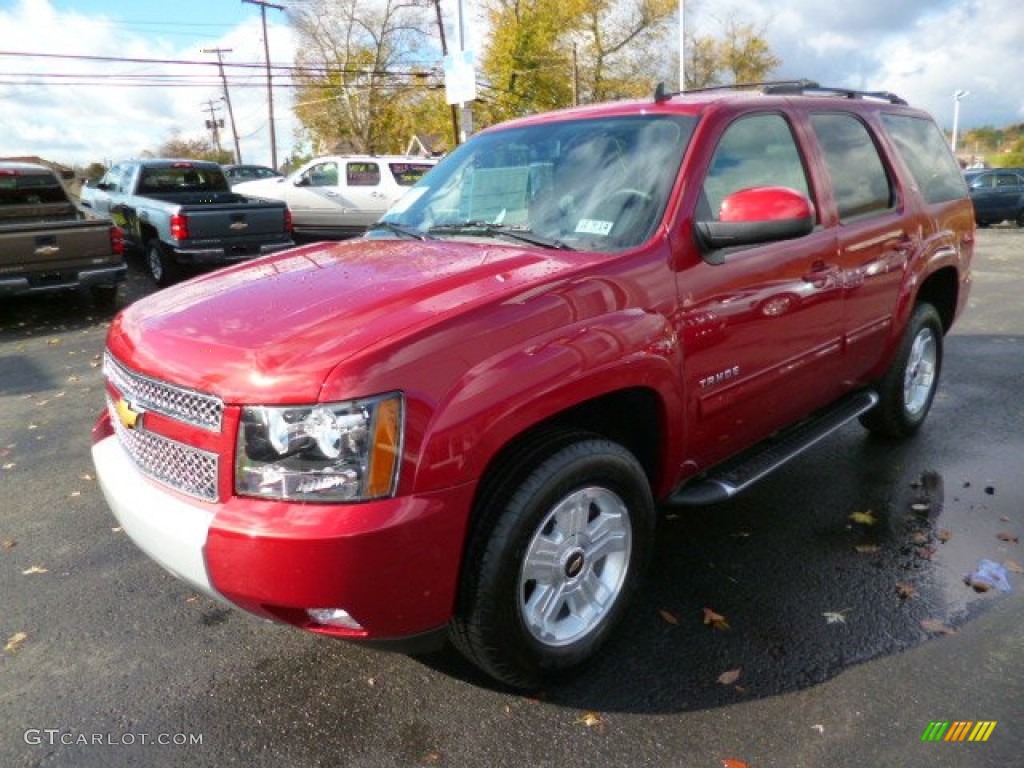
[880,113,967,204]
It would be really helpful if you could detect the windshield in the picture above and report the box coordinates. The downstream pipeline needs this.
[378,114,695,252]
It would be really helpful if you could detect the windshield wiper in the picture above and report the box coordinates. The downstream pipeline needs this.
[368,221,435,240]
[428,221,574,251]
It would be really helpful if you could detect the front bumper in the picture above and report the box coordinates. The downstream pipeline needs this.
[91,419,472,640]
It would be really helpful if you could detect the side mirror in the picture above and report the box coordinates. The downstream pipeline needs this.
[696,186,816,263]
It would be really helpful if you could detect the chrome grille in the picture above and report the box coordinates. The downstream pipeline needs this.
[103,352,223,432]
[107,396,220,502]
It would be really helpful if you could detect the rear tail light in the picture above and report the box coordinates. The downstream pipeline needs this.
[170,213,189,241]
[284,207,293,234]
[110,226,125,255]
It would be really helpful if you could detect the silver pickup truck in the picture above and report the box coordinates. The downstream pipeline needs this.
[81,159,294,285]
[0,161,125,306]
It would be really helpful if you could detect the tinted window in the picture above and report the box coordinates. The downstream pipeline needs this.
[137,166,229,194]
[880,113,966,204]
[702,114,811,220]
[0,169,67,205]
[389,163,434,186]
[303,162,339,187]
[346,162,381,187]
[811,113,894,221]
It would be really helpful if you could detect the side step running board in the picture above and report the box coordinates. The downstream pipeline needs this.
[668,390,879,506]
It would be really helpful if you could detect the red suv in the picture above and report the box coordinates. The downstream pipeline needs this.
[91,81,973,688]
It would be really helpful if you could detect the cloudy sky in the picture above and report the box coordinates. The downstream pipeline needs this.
[0,0,1020,168]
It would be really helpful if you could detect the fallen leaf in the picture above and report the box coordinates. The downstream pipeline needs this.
[22,565,48,575]
[910,531,930,545]
[909,502,931,514]
[702,607,730,630]
[811,724,825,734]
[848,510,877,526]
[854,544,880,554]
[576,711,604,729]
[895,583,917,599]
[69,491,81,498]
[2,463,15,470]
[659,609,680,626]
[720,760,751,768]
[422,752,442,765]
[4,632,28,653]
[996,532,1019,544]
[79,473,94,482]
[936,529,952,543]
[1004,560,1023,574]
[47,338,61,346]
[2,538,15,549]
[921,618,957,636]
[823,609,850,624]
[717,668,742,685]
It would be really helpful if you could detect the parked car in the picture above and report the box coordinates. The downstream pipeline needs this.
[0,161,125,305]
[80,159,294,285]
[92,82,973,689]
[233,155,437,239]
[222,164,283,186]
[964,167,1024,226]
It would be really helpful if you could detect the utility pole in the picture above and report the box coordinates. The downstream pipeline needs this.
[432,0,460,149]
[243,0,284,169]
[201,47,243,163]
[202,99,225,154]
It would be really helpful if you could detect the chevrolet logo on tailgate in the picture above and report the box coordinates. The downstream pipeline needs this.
[114,398,143,430]
[229,218,249,230]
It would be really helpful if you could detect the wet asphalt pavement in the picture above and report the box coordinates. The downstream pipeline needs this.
[0,228,1021,767]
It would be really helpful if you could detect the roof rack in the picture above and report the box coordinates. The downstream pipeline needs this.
[653,79,907,106]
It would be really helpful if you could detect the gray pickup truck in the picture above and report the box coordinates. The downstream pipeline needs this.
[80,159,294,285]
[0,161,125,306]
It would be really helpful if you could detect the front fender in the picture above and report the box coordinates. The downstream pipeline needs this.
[415,309,685,495]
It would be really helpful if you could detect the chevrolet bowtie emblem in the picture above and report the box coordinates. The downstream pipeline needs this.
[115,398,143,430]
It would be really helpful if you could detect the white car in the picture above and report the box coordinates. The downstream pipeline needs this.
[233,155,438,239]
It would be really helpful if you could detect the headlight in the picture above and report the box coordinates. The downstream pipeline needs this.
[235,393,403,502]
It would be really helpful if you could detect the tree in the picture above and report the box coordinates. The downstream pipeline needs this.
[288,0,444,155]
[477,0,579,125]
[573,0,678,103]
[158,136,233,164]
[685,15,779,89]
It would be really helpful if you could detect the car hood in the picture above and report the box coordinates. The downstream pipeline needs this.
[107,238,586,402]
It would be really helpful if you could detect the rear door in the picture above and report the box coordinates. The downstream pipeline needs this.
[679,111,846,469]
[807,111,908,380]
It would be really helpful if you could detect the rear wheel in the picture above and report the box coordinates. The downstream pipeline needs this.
[146,239,180,286]
[450,430,654,689]
[860,302,943,438]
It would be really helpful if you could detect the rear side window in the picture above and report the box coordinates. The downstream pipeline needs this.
[346,162,381,187]
[701,113,811,220]
[880,113,967,204]
[811,113,894,221]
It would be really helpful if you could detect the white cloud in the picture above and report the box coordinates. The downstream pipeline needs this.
[0,0,297,168]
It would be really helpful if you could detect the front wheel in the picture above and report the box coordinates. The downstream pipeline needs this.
[450,431,654,689]
[860,302,943,438]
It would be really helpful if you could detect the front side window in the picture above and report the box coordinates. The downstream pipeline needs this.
[302,162,339,187]
[701,113,812,220]
[880,113,966,204]
[380,114,695,252]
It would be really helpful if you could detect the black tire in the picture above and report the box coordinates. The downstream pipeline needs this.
[450,429,654,689]
[860,302,943,438]
[146,239,180,286]
[90,283,119,309]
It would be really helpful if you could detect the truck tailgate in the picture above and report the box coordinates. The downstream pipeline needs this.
[0,218,119,275]
[181,200,288,239]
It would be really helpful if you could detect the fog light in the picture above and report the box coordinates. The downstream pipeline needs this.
[307,608,364,631]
